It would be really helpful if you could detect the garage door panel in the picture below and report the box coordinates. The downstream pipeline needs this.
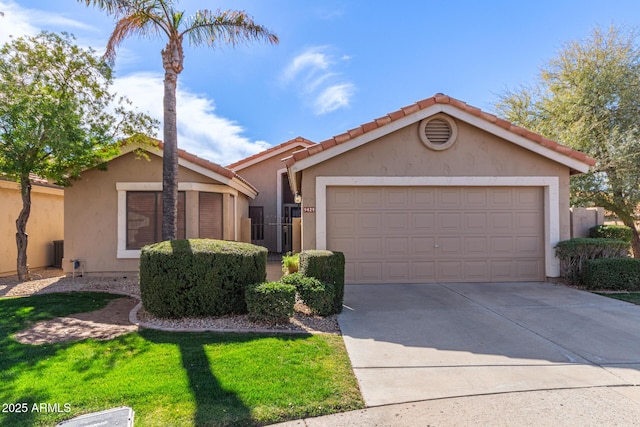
[412,212,436,231]
[438,261,464,281]
[384,212,409,234]
[358,189,383,208]
[357,213,381,233]
[326,186,544,283]
[358,237,382,258]
[465,261,490,281]
[412,261,436,281]
[411,237,436,255]
[438,212,462,231]
[386,237,409,257]
[464,212,488,232]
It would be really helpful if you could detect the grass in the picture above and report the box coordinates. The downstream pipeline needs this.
[596,292,640,305]
[0,293,363,426]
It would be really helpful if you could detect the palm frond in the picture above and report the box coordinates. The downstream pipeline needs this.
[105,12,166,62]
[182,9,278,48]
[78,0,176,17]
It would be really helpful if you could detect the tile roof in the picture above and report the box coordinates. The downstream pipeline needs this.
[226,136,315,170]
[151,140,258,194]
[284,93,597,168]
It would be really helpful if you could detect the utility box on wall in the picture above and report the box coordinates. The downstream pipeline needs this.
[570,207,605,238]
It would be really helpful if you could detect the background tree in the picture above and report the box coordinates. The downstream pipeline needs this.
[0,31,157,280]
[80,0,278,241]
[496,25,640,257]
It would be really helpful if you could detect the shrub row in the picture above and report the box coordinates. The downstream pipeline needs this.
[237,250,345,323]
[140,239,267,318]
[555,238,630,284]
[581,258,640,291]
[589,224,633,242]
[140,242,345,323]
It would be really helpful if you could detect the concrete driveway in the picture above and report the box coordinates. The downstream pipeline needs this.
[339,282,640,407]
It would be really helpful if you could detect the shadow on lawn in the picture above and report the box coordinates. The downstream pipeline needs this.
[140,329,254,427]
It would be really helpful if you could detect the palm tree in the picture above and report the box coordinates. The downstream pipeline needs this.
[80,0,278,240]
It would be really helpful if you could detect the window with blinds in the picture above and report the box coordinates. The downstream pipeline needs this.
[126,191,185,249]
[199,192,223,239]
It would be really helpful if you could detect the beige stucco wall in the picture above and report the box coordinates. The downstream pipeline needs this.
[63,151,250,276]
[234,147,304,252]
[1,181,64,276]
[299,117,572,252]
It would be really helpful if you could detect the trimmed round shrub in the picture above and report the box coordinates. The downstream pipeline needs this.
[299,250,345,314]
[281,273,335,316]
[245,281,295,324]
[589,224,633,243]
[140,239,267,318]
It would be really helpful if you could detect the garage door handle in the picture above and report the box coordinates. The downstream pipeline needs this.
[434,244,439,248]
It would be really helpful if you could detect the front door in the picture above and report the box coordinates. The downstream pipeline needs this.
[282,204,301,253]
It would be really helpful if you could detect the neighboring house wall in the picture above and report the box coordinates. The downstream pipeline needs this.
[0,180,64,276]
[63,151,251,276]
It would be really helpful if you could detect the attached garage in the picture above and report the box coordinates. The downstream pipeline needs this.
[327,186,544,283]
[286,94,595,284]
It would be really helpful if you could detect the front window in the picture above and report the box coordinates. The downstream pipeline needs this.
[126,191,185,249]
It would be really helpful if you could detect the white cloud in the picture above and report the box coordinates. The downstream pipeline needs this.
[316,83,355,114]
[0,0,269,166]
[0,1,93,44]
[112,73,270,165]
[283,46,355,115]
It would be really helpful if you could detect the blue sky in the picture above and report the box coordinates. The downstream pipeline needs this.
[2,1,640,165]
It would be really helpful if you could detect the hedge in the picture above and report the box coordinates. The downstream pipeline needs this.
[139,239,267,318]
[245,281,296,324]
[299,250,345,314]
[581,258,640,291]
[555,238,630,284]
[281,273,335,316]
[589,224,633,243]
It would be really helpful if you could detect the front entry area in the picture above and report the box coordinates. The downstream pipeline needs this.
[327,186,545,283]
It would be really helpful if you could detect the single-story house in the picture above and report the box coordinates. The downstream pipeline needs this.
[227,136,315,253]
[285,94,596,284]
[0,176,64,276]
[62,142,257,276]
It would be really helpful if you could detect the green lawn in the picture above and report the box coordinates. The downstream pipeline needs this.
[596,292,640,305]
[0,293,363,426]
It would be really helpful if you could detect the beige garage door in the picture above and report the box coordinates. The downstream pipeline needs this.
[326,186,544,283]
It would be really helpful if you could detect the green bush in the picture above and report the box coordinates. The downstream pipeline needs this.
[555,238,630,284]
[245,281,296,324]
[281,273,336,316]
[299,250,345,314]
[281,252,300,274]
[139,239,267,318]
[581,258,640,291]
[589,224,633,242]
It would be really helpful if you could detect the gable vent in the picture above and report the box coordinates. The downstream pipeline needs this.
[424,119,451,144]
[419,114,458,151]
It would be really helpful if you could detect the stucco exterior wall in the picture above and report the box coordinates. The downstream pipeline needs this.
[63,152,250,276]
[0,181,64,276]
[299,117,572,252]
[234,147,303,252]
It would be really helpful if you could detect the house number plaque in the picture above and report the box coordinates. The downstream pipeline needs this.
[303,207,315,213]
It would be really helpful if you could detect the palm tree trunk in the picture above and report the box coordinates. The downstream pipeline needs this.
[16,175,32,281]
[161,39,184,241]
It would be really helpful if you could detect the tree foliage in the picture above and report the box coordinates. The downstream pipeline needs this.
[0,31,157,279]
[80,0,279,241]
[496,26,640,257]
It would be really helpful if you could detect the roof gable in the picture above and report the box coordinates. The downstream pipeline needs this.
[115,141,258,198]
[285,94,596,176]
[226,136,315,171]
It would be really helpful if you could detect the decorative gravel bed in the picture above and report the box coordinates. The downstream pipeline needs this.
[1,268,341,335]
